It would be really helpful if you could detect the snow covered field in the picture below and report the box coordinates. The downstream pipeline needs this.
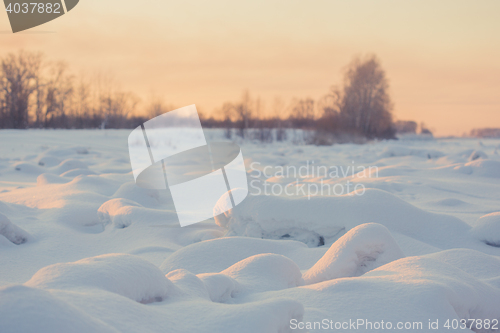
[0,129,499,332]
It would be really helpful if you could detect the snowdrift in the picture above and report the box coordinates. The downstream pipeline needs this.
[1,131,500,332]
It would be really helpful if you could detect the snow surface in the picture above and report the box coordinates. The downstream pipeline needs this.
[302,223,404,284]
[0,130,499,332]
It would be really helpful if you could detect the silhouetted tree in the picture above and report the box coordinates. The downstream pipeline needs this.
[290,98,315,128]
[419,122,433,136]
[0,51,42,128]
[395,120,417,134]
[0,50,403,144]
[41,62,74,128]
[339,55,395,139]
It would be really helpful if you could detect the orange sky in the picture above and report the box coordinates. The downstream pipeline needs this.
[1,0,499,136]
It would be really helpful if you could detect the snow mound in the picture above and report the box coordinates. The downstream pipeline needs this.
[365,256,500,323]
[467,149,488,161]
[160,236,319,274]
[197,273,240,302]
[466,159,500,178]
[98,198,178,229]
[26,254,177,303]
[470,212,500,247]
[455,159,500,178]
[111,182,161,208]
[14,162,45,174]
[64,174,120,196]
[303,223,404,285]
[166,269,211,300]
[37,173,71,186]
[45,201,102,228]
[0,212,30,245]
[427,248,500,280]
[220,253,303,294]
[54,159,88,174]
[0,285,118,333]
[37,155,62,167]
[98,198,142,228]
[216,189,472,250]
[296,255,500,329]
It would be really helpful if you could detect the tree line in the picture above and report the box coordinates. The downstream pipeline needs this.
[1,50,405,143]
[204,55,397,144]
[0,50,142,130]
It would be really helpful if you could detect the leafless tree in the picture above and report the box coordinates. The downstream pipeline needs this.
[395,120,417,134]
[220,102,234,139]
[145,95,176,118]
[272,97,287,141]
[290,98,315,128]
[0,51,42,128]
[42,62,74,128]
[233,90,253,138]
[339,55,395,139]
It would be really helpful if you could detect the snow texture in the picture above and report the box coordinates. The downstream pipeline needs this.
[1,130,500,332]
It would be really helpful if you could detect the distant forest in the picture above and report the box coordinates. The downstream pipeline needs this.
[469,128,500,138]
[0,50,454,143]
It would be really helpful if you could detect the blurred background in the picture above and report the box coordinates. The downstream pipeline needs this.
[1,0,499,138]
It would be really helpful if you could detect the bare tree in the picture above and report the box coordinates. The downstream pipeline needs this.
[272,97,287,141]
[0,51,42,128]
[42,62,74,128]
[290,98,315,128]
[339,55,395,139]
[220,102,234,139]
[236,90,254,138]
[395,120,417,134]
[252,97,273,143]
[100,91,139,128]
[72,76,92,128]
[145,95,176,118]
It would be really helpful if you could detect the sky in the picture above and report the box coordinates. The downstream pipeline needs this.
[1,0,499,136]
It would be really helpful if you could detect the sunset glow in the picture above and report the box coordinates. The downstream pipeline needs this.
[2,0,499,135]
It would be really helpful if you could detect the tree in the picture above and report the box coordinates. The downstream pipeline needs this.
[40,62,74,128]
[234,90,253,138]
[222,90,254,138]
[339,55,395,139]
[395,120,417,134]
[419,122,433,136]
[290,98,315,128]
[272,97,287,141]
[145,95,176,118]
[0,51,42,128]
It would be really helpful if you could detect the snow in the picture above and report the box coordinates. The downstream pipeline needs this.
[216,188,483,252]
[25,254,177,304]
[0,129,500,332]
[219,253,304,293]
[470,212,500,247]
[303,223,404,284]
[0,285,119,333]
[0,212,30,245]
